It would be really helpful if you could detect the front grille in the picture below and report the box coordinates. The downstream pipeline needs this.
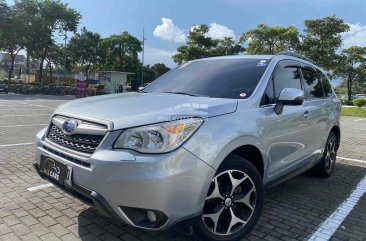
[43,145,91,168]
[47,123,104,154]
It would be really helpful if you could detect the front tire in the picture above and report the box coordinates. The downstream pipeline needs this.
[195,155,264,241]
[312,132,338,178]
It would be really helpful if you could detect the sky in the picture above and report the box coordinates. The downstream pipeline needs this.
[7,0,366,68]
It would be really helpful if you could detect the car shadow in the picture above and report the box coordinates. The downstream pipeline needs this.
[77,162,366,241]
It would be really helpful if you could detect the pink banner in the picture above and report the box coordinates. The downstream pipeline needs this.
[76,76,87,98]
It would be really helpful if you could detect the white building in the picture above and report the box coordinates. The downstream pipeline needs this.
[98,71,134,93]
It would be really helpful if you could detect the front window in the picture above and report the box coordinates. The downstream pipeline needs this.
[143,58,271,99]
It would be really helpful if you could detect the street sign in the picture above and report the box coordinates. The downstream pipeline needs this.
[55,69,62,76]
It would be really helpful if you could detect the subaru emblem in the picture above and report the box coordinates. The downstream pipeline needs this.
[62,119,78,134]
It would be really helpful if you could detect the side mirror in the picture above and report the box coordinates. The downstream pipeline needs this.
[274,88,305,115]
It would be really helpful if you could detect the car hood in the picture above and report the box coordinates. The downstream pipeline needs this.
[55,92,238,130]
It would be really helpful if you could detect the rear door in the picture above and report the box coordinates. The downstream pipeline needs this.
[300,64,329,155]
[316,70,335,143]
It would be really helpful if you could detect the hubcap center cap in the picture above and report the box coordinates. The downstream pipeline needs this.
[224,198,233,207]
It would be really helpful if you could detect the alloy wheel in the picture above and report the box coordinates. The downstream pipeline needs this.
[325,137,337,172]
[202,170,257,236]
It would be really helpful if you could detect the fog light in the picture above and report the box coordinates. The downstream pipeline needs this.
[121,206,168,228]
[147,210,157,223]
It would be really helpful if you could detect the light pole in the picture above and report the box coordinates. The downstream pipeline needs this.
[141,26,146,87]
[63,29,68,82]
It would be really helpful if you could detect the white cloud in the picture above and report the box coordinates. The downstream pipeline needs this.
[153,18,186,43]
[190,23,236,40]
[205,22,236,40]
[341,23,366,49]
[141,47,177,68]
[154,18,236,42]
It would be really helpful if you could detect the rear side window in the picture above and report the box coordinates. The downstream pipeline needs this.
[301,67,324,99]
[273,62,302,99]
[318,71,333,98]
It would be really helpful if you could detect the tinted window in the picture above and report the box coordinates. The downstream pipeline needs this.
[302,67,324,99]
[318,70,333,97]
[143,58,271,99]
[273,63,302,99]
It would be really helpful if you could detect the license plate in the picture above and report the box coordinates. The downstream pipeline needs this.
[40,156,67,185]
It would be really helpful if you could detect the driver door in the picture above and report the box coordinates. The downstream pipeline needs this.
[262,60,312,182]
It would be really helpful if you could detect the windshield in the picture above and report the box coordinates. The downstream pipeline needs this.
[143,58,271,99]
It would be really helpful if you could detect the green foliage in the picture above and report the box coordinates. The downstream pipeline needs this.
[0,0,9,32]
[150,63,170,78]
[345,100,354,106]
[173,25,244,65]
[142,65,157,83]
[99,32,142,73]
[0,2,27,83]
[68,27,101,77]
[341,106,366,117]
[96,84,105,89]
[240,24,300,54]
[299,16,349,71]
[353,98,366,107]
[13,0,81,81]
[333,46,366,100]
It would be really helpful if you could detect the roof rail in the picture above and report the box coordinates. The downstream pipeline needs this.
[276,51,316,64]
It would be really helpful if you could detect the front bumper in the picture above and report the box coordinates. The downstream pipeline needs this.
[34,129,215,230]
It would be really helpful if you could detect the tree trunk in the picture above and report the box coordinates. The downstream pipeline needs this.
[85,65,89,80]
[347,76,352,101]
[38,60,44,84]
[49,62,53,84]
[7,54,15,85]
[38,49,47,85]
[26,51,30,74]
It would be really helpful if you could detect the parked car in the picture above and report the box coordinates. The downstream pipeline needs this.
[0,83,8,94]
[355,94,366,99]
[34,52,341,241]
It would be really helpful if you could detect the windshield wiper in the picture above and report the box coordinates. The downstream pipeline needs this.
[163,91,206,97]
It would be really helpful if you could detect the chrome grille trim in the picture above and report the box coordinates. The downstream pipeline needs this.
[52,115,107,136]
[42,145,91,168]
[46,115,108,155]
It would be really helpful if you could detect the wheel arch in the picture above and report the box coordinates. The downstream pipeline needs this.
[330,125,341,149]
[221,144,265,178]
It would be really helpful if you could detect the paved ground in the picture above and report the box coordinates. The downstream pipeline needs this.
[0,94,365,241]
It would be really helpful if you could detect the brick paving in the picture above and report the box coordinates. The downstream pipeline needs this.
[0,94,365,241]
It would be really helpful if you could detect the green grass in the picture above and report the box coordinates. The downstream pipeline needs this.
[341,107,366,117]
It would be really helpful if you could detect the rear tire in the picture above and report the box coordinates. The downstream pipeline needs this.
[312,132,338,178]
[194,155,264,241]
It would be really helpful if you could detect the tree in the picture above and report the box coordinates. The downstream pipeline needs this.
[99,32,142,73]
[150,63,170,78]
[44,44,63,83]
[14,0,81,83]
[299,16,350,71]
[0,0,9,31]
[0,4,26,83]
[173,25,244,64]
[239,24,299,54]
[68,27,101,78]
[142,65,157,83]
[334,46,366,101]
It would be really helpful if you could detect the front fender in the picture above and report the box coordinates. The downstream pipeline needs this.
[183,115,267,172]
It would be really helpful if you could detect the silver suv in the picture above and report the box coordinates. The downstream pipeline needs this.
[34,52,341,241]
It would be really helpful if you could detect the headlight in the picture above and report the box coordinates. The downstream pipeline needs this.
[113,118,203,153]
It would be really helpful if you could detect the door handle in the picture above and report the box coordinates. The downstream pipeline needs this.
[303,111,311,119]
